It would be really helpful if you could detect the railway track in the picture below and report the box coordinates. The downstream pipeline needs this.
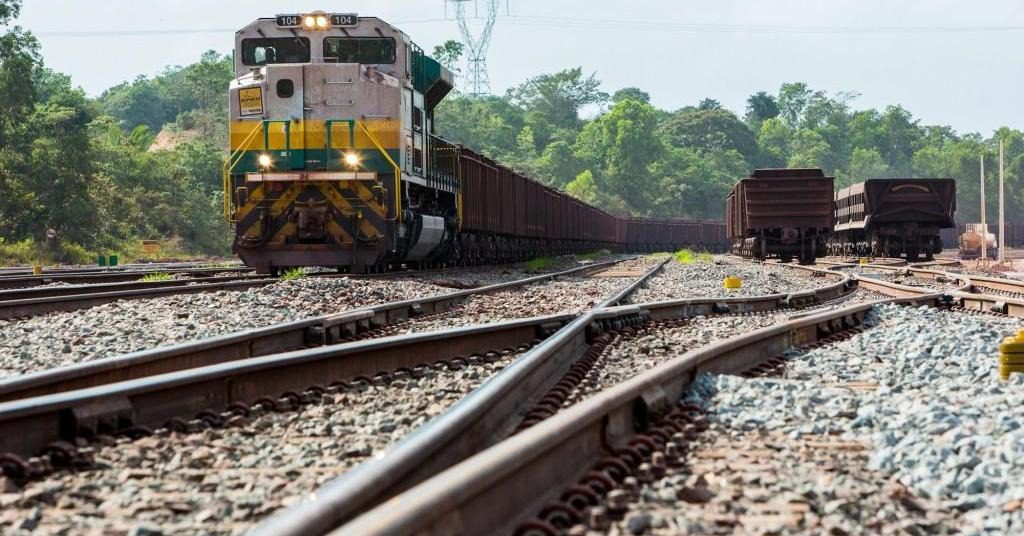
[327,281,961,535]
[818,259,1024,316]
[0,257,621,321]
[0,266,254,291]
[0,258,634,399]
[0,274,278,320]
[0,257,672,533]
[0,258,853,534]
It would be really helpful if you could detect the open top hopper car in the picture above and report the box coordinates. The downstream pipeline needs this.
[831,178,956,261]
[726,168,834,264]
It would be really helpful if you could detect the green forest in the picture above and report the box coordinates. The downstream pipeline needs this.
[0,0,1021,263]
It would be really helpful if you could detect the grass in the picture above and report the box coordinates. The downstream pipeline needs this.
[280,268,306,281]
[139,272,173,282]
[524,256,556,272]
[673,249,714,265]
[578,249,612,261]
[0,238,95,266]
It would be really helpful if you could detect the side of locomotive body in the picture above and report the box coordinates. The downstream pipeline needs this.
[726,168,834,264]
[224,14,459,273]
[831,178,956,261]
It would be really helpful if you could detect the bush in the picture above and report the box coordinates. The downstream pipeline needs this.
[0,238,95,266]
[673,249,713,265]
[139,272,173,282]
[524,256,555,272]
[280,268,306,281]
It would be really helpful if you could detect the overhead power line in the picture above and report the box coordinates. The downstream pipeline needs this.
[32,16,1024,38]
[502,15,1024,35]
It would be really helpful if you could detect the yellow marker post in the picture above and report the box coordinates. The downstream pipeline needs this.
[998,329,1024,381]
[859,257,869,266]
[723,276,742,289]
[32,264,42,275]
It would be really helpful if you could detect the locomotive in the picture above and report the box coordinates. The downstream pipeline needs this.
[222,13,726,273]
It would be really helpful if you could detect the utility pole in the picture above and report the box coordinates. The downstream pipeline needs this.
[981,155,987,261]
[1000,140,1006,263]
[446,0,503,96]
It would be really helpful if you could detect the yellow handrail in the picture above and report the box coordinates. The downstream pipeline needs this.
[222,123,266,222]
[356,121,402,222]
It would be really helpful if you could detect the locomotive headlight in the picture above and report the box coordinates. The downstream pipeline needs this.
[258,154,272,168]
[343,152,361,168]
[316,15,329,28]
[303,15,316,28]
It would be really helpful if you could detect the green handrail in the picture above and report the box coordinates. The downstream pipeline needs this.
[262,120,291,155]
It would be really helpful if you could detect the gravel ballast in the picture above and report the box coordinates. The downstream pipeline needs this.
[0,255,622,379]
[0,351,524,535]
[611,304,1024,534]
[401,257,659,334]
[630,257,831,303]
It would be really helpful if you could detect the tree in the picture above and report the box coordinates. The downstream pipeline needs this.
[574,99,662,212]
[0,27,41,141]
[744,91,779,130]
[507,68,608,132]
[612,87,650,104]
[845,147,889,186]
[777,82,810,127]
[432,40,464,75]
[0,0,19,25]
[787,128,831,168]
[697,98,721,111]
[755,118,790,168]
[535,140,580,188]
[660,108,758,164]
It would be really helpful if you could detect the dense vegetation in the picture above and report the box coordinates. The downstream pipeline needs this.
[435,66,1024,224]
[0,0,231,263]
[0,2,1019,263]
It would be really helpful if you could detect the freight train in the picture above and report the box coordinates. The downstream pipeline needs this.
[221,13,726,273]
[726,168,834,264]
[728,169,956,263]
[831,178,956,261]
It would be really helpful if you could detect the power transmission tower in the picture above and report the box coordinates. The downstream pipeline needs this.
[445,0,502,96]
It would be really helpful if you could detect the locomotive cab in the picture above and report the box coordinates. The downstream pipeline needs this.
[224,13,457,273]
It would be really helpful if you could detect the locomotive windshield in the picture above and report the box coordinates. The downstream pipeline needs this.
[323,37,396,64]
[241,37,311,66]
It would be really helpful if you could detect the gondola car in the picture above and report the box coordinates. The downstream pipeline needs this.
[831,178,956,261]
[726,168,834,264]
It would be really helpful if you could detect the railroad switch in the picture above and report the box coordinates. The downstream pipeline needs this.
[998,329,1024,380]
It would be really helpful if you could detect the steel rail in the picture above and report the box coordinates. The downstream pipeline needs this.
[252,265,854,536]
[0,273,265,301]
[0,259,625,402]
[0,261,242,277]
[0,278,279,320]
[0,314,574,471]
[0,266,254,290]
[824,260,1024,316]
[331,289,944,536]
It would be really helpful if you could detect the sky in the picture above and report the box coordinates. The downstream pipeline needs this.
[17,0,1024,135]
